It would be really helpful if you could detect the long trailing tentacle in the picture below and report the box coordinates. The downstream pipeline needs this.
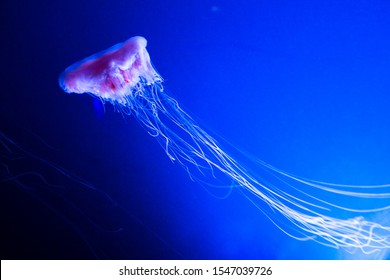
[117,79,390,254]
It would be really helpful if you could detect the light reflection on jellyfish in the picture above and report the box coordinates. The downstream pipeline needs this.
[59,36,390,255]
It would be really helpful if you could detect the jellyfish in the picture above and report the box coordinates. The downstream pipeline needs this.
[59,36,390,254]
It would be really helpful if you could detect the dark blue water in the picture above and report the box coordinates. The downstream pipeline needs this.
[1,0,390,259]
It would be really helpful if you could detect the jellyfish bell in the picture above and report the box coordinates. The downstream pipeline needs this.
[59,36,161,105]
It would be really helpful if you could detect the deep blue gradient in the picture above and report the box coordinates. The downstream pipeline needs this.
[1,0,389,259]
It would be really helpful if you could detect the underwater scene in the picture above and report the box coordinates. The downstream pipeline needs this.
[1,0,390,260]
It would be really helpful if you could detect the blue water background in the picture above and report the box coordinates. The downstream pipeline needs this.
[1,0,390,259]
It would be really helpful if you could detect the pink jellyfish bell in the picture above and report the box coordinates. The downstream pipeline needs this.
[59,36,162,104]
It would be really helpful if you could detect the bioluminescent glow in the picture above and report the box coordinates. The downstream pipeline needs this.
[59,36,390,254]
